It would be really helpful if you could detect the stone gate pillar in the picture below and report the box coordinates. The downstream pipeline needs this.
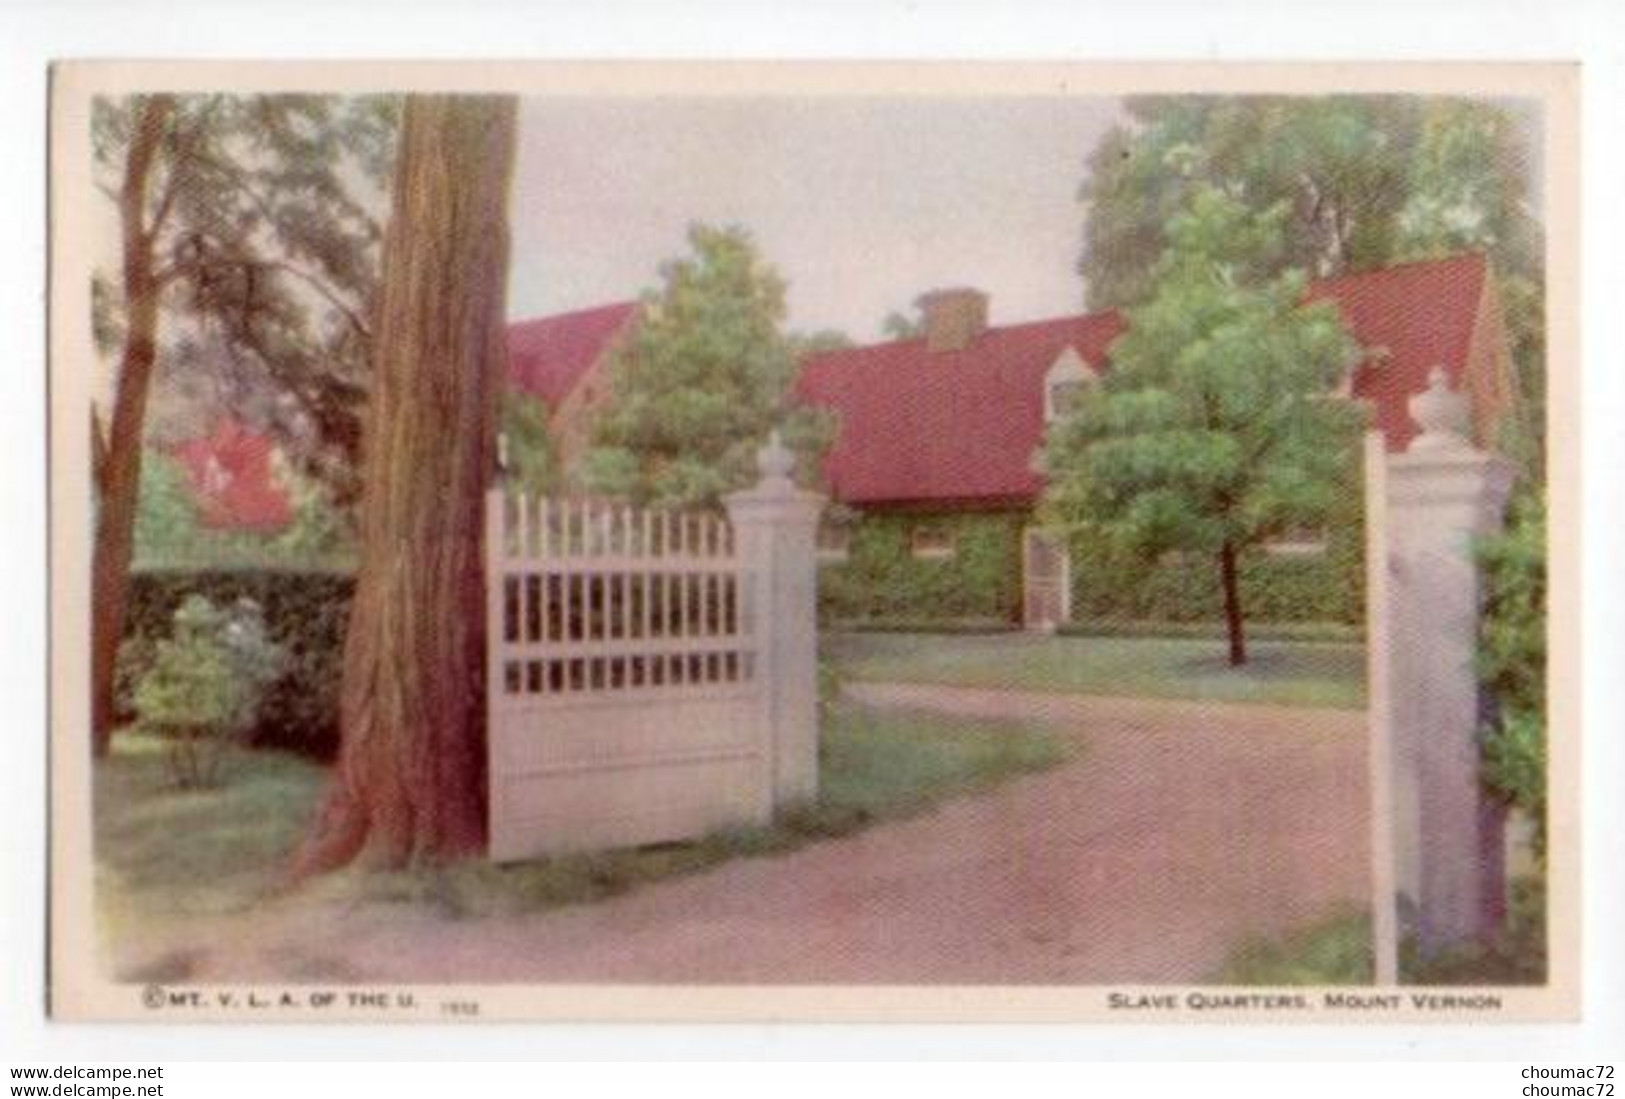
[1380,369,1516,957]
[725,433,826,808]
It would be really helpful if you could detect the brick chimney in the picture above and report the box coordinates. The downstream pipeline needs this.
[917,287,988,352]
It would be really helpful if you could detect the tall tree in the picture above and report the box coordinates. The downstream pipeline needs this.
[295,95,517,874]
[89,93,394,754]
[1080,96,1439,310]
[90,95,174,755]
[579,223,832,508]
[1044,188,1362,665]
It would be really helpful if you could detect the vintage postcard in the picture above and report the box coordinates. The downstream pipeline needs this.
[47,60,1578,1022]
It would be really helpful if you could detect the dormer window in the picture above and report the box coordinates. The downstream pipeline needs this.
[1044,346,1097,422]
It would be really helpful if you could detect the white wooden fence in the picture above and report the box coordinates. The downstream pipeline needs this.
[485,436,824,861]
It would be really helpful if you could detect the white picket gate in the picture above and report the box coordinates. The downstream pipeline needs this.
[484,436,824,861]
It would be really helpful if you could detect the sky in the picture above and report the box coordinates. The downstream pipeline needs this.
[508,96,1125,339]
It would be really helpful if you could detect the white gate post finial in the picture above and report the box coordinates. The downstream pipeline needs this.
[1409,367,1471,451]
[724,432,826,809]
[755,430,797,491]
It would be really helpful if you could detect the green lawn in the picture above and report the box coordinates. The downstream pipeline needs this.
[824,630,1367,710]
[1212,876,1547,986]
[96,702,1070,927]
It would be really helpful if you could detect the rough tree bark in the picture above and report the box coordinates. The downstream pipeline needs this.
[1219,540,1248,667]
[293,96,517,874]
[91,95,174,757]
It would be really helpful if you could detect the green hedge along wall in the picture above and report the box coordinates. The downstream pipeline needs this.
[818,511,1024,626]
[121,569,353,759]
[817,507,1364,628]
[1067,536,1365,626]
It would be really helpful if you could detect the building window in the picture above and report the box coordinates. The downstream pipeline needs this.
[1044,346,1097,422]
[910,523,956,560]
[817,524,851,563]
[1263,528,1329,557]
[1047,379,1088,419]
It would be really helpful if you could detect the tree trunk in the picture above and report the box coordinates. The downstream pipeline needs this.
[1219,540,1247,667]
[90,95,173,757]
[293,96,517,875]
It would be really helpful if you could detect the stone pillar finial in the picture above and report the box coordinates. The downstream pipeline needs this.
[1409,368,1470,451]
[755,430,796,489]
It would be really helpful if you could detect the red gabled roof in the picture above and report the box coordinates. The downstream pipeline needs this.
[795,311,1126,508]
[1311,252,1488,453]
[794,253,1493,507]
[506,301,638,406]
[169,419,294,533]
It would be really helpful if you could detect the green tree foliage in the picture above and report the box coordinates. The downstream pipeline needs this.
[92,93,398,500]
[1080,96,1424,309]
[880,309,924,341]
[1079,96,1540,311]
[130,447,355,569]
[499,389,560,496]
[267,462,355,565]
[789,329,856,356]
[131,451,207,563]
[1397,100,1541,270]
[1479,491,1547,854]
[581,223,833,508]
[133,595,286,787]
[1043,188,1363,665]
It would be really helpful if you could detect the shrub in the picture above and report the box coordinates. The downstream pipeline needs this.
[133,595,285,787]
[121,570,354,759]
[1479,489,1546,854]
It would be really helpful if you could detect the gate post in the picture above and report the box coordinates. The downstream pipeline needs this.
[1379,369,1515,957]
[724,433,826,808]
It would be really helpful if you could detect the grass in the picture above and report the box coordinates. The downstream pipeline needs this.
[824,630,1367,710]
[1212,876,1548,986]
[94,733,328,939]
[1055,619,1364,645]
[96,702,1071,927]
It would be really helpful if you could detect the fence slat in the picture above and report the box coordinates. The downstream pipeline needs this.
[488,493,756,704]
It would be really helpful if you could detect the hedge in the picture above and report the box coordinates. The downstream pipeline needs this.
[817,506,1365,629]
[1067,540,1365,626]
[818,511,1024,625]
[121,569,354,759]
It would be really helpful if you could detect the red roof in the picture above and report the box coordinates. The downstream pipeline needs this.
[506,301,638,406]
[796,311,1126,508]
[795,253,1492,508]
[169,419,294,533]
[1313,252,1488,453]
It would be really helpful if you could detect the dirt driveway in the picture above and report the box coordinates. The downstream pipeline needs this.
[125,683,1370,986]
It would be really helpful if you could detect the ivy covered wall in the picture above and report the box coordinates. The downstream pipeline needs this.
[1067,537,1364,625]
[818,510,1025,626]
[818,505,1364,628]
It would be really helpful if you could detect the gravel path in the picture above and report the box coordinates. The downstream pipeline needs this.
[123,684,1371,985]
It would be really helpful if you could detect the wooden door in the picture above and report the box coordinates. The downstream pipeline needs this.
[1023,527,1070,631]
